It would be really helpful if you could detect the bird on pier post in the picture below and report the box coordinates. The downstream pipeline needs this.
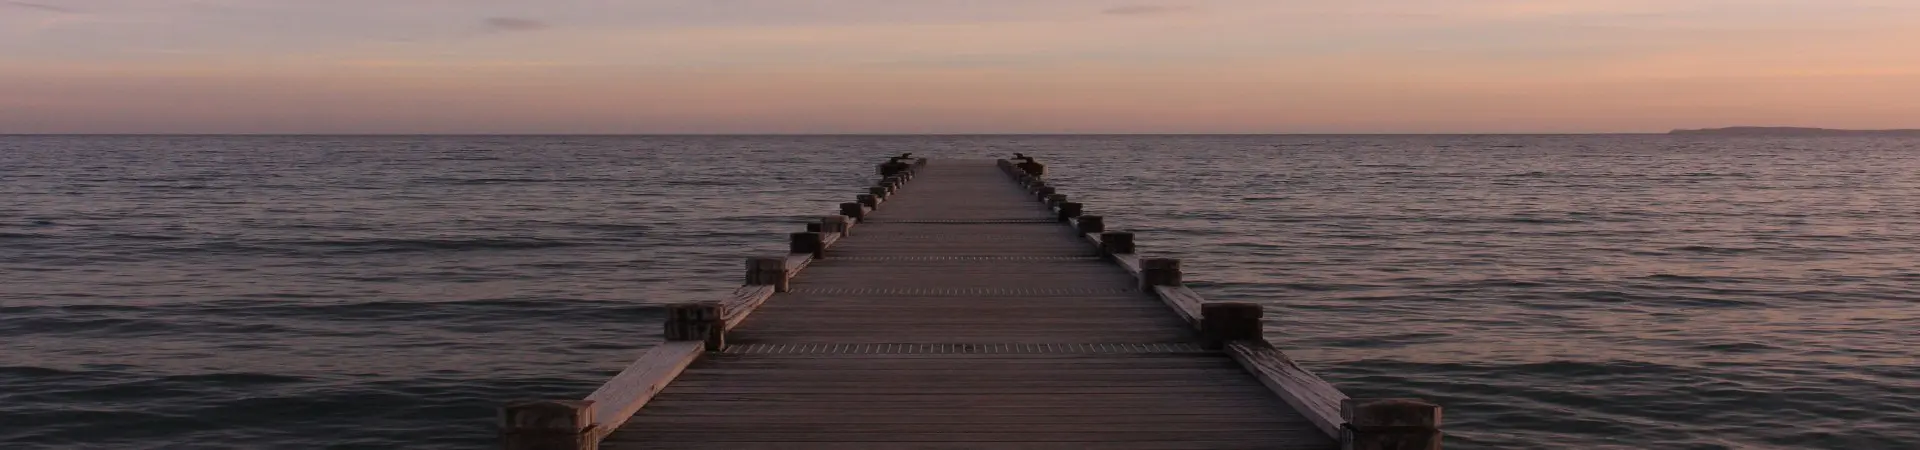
[1012,153,1045,177]
[877,154,913,176]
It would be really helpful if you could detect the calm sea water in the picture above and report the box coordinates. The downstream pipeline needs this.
[2,135,1915,449]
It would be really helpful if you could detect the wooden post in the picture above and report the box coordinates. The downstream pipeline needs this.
[500,400,597,450]
[820,215,850,234]
[1101,232,1135,255]
[1342,399,1443,450]
[869,186,889,199]
[665,301,728,351]
[1058,202,1083,222]
[1034,186,1056,201]
[1200,302,1263,349]
[840,202,865,222]
[1078,216,1105,233]
[857,194,878,209]
[1045,193,1068,206]
[745,257,789,292]
[1141,258,1182,289]
[791,232,824,258]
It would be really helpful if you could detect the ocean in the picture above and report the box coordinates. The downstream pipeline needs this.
[2,135,1915,449]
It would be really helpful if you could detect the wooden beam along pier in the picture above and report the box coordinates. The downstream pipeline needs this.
[498,156,1443,450]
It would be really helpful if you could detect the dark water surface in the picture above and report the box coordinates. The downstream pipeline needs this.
[2,135,1915,449]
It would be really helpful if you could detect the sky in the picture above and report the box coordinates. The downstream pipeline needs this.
[3,0,1918,134]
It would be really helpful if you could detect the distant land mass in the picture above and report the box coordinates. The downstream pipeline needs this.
[1670,127,1920,136]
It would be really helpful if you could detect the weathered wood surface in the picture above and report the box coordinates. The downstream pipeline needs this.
[1228,341,1350,440]
[600,160,1339,449]
[719,285,775,330]
[1153,285,1207,328]
[581,341,705,439]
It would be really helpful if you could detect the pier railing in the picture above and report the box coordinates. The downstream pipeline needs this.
[999,157,1444,450]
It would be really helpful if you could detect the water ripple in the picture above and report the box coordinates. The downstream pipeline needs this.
[2,135,1916,449]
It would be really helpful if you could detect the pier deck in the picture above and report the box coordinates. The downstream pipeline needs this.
[498,158,1441,450]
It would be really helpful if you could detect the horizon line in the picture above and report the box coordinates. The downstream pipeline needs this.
[3,132,1687,137]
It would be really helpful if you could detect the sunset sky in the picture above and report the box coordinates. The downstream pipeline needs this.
[4,0,1918,133]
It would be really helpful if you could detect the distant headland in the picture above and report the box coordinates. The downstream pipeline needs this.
[1670,127,1920,136]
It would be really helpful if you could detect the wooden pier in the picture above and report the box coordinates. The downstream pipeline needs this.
[499,157,1443,450]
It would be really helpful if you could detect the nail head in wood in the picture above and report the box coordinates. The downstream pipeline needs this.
[664,301,728,350]
[1201,302,1264,349]
[1341,399,1443,450]
[1142,258,1182,288]
[500,400,597,450]
[1101,232,1135,254]
[1078,216,1105,233]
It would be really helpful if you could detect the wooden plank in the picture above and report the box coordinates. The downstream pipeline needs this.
[609,429,1313,443]
[635,405,1292,417]
[1226,341,1349,440]
[593,160,1341,450]
[719,285,775,330]
[602,441,1301,450]
[615,422,1322,434]
[656,385,1274,395]
[1150,285,1205,328]
[784,253,814,277]
[1112,253,1143,279]
[628,411,1293,421]
[583,341,704,439]
[640,392,1280,403]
